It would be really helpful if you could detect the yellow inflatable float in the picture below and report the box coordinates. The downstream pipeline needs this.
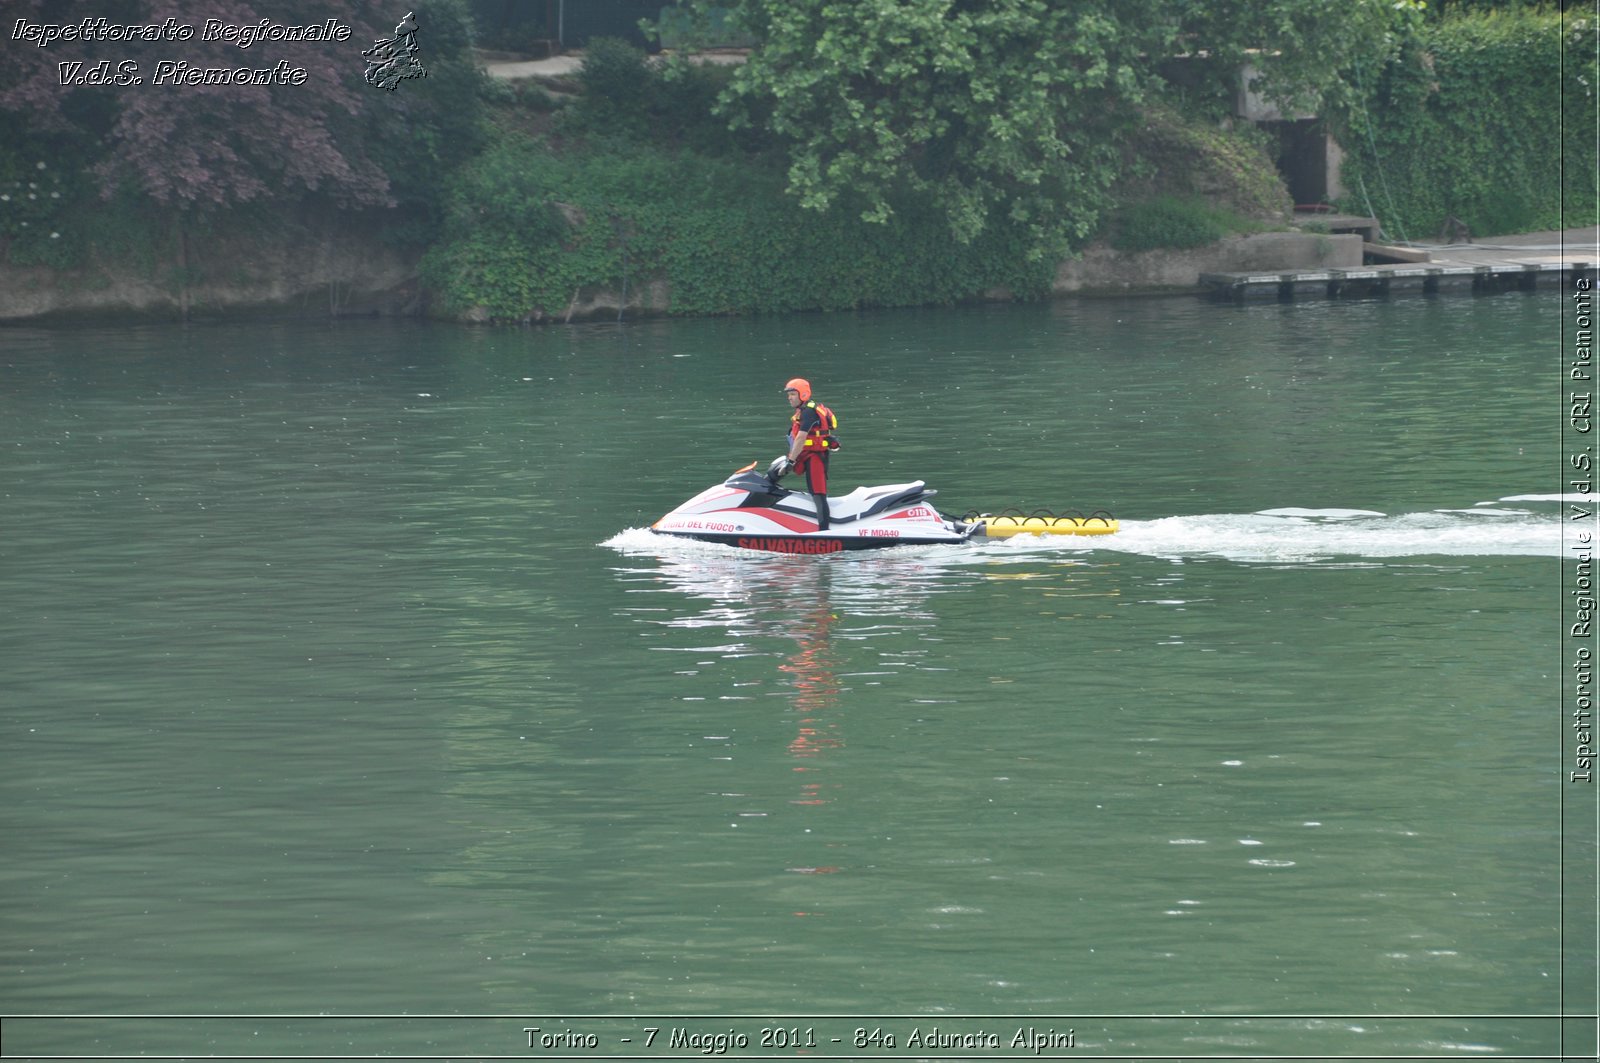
[966,510,1119,538]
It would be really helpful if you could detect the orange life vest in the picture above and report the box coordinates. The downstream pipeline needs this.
[790,399,840,452]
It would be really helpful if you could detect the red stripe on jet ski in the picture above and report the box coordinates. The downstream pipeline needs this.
[707,507,817,533]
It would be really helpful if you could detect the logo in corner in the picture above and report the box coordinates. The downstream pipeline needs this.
[363,11,427,91]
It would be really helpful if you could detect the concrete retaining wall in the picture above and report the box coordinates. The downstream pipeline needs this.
[1,227,1364,323]
[0,214,422,323]
[1053,231,1362,294]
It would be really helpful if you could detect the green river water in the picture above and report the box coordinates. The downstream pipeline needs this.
[1,291,1595,1061]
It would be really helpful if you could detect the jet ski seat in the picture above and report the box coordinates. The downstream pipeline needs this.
[822,482,934,524]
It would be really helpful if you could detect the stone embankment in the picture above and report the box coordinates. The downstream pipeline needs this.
[1053,231,1362,295]
[7,226,1593,323]
[0,208,421,323]
[0,224,1357,322]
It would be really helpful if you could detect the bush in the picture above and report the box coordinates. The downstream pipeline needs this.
[572,37,657,135]
[1335,8,1595,238]
[1104,196,1262,252]
[420,136,1054,320]
[1117,105,1292,222]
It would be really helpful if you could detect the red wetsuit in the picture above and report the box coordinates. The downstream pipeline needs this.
[789,400,836,527]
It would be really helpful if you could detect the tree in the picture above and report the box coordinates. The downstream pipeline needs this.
[689,0,1420,257]
[707,0,1172,258]
[0,0,487,214]
[1164,0,1421,118]
[2,0,389,210]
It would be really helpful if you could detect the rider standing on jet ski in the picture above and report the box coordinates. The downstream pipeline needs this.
[772,378,840,531]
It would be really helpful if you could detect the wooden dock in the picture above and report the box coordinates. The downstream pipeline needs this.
[1200,225,1598,301]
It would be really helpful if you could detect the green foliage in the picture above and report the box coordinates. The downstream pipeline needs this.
[0,155,79,267]
[358,0,495,246]
[1104,196,1266,252]
[1425,0,1550,17]
[1334,7,1595,238]
[1164,0,1423,119]
[1117,105,1293,223]
[572,36,658,135]
[420,136,1052,320]
[681,0,1420,261]
[81,187,173,274]
[703,0,1172,261]
[557,44,761,155]
[652,59,765,155]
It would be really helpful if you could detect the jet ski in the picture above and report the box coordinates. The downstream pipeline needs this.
[650,462,1117,553]
[652,461,976,552]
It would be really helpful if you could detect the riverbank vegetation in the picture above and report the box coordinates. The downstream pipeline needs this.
[0,0,1590,321]
[1334,5,1596,240]
[425,0,1403,320]
[421,40,1064,319]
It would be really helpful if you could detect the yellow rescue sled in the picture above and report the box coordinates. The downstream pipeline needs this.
[965,510,1119,539]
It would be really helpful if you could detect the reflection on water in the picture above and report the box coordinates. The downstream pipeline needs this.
[606,549,990,813]
[777,589,841,796]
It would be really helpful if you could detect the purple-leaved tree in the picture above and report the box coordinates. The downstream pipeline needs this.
[1,0,398,210]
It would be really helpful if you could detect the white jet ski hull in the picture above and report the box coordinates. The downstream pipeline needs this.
[651,468,979,553]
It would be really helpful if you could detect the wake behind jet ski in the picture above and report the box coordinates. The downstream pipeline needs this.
[649,462,1117,554]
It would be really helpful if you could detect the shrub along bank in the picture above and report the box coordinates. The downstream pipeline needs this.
[419,136,1059,321]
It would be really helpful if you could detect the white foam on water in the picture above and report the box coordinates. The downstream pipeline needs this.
[604,527,736,557]
[1255,507,1387,520]
[1498,493,1593,504]
[1101,508,1562,563]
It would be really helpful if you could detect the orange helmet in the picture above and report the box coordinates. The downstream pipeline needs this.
[783,377,812,401]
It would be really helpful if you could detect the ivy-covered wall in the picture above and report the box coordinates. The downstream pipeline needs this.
[1335,8,1596,241]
